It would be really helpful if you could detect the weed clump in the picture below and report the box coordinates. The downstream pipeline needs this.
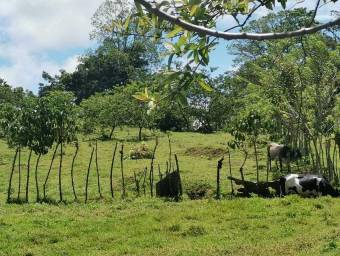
[182,225,206,237]
[185,182,212,200]
[168,224,181,232]
[129,142,153,159]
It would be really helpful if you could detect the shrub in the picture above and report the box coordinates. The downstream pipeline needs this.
[129,142,153,159]
[185,182,213,200]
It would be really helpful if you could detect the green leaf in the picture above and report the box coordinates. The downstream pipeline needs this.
[124,14,131,31]
[190,5,199,16]
[134,0,144,14]
[193,50,199,64]
[199,48,209,65]
[133,94,148,102]
[189,0,201,5]
[168,53,175,70]
[278,0,287,9]
[197,78,213,92]
[177,92,188,106]
[133,89,150,102]
[151,14,158,28]
[164,71,181,84]
[164,42,176,52]
[144,87,149,98]
[167,26,183,38]
[177,35,187,47]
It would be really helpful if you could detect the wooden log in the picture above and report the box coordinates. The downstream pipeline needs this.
[227,176,280,197]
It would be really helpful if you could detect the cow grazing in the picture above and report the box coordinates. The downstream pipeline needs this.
[267,142,301,172]
[278,174,339,197]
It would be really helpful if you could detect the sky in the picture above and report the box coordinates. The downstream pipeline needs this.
[0,0,339,93]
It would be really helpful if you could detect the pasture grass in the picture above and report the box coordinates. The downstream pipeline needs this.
[0,128,338,255]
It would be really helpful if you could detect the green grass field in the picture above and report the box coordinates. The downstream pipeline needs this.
[0,129,339,255]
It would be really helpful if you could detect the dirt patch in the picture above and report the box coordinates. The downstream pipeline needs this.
[184,146,227,158]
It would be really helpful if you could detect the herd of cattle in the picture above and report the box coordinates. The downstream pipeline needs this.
[266,142,339,198]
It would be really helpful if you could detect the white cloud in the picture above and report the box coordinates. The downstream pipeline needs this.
[0,0,103,92]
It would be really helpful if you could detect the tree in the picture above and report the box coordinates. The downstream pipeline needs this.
[0,78,27,106]
[80,92,127,139]
[102,1,337,104]
[39,38,160,103]
[121,83,154,141]
[228,10,339,179]
[41,91,78,202]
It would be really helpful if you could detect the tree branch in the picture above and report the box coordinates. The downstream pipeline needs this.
[136,0,340,41]
[309,0,321,26]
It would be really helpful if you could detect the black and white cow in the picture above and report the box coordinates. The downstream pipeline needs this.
[267,142,301,172]
[278,174,339,197]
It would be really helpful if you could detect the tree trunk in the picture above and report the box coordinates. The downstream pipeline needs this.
[85,148,95,203]
[7,147,19,202]
[109,126,115,140]
[312,138,321,172]
[25,149,33,203]
[110,142,118,198]
[70,144,79,201]
[43,143,60,199]
[35,154,41,202]
[319,136,325,170]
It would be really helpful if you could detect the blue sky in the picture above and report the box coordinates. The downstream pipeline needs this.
[0,0,338,93]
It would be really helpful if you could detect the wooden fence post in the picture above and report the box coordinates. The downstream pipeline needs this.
[120,144,126,198]
[216,157,224,199]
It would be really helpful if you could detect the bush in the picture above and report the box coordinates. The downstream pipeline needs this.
[129,142,153,159]
[185,182,213,200]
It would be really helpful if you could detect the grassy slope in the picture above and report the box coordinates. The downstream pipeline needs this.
[0,129,339,255]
